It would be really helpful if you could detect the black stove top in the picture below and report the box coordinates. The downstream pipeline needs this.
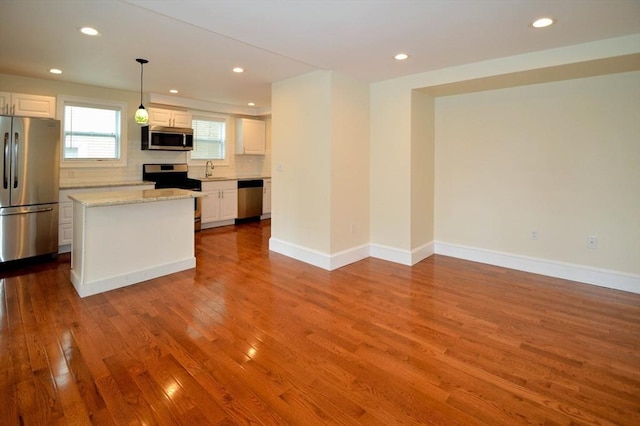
[143,163,202,191]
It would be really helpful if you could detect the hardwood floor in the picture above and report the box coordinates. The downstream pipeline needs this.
[1,219,639,425]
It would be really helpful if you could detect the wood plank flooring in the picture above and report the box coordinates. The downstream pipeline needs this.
[1,219,639,425]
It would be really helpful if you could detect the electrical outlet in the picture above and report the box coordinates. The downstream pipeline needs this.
[530,230,539,240]
[587,236,598,249]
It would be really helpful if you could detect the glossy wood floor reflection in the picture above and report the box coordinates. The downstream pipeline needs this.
[2,220,640,425]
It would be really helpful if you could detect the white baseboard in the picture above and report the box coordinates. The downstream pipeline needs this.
[201,219,235,230]
[268,237,639,294]
[412,242,435,265]
[269,238,369,271]
[329,244,370,270]
[369,241,434,266]
[435,242,640,294]
[70,257,196,298]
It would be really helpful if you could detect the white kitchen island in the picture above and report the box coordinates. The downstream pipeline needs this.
[68,188,203,298]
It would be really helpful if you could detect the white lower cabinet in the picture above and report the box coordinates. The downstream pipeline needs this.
[58,184,154,252]
[201,180,237,227]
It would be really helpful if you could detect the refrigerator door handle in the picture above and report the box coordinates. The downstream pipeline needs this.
[0,206,54,216]
[3,132,8,189]
[12,132,18,189]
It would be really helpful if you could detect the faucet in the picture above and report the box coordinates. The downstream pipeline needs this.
[205,161,214,177]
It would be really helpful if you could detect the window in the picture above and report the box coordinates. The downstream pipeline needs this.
[58,96,127,167]
[190,115,228,161]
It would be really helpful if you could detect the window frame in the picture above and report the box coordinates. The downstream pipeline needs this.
[57,95,128,168]
[187,112,230,166]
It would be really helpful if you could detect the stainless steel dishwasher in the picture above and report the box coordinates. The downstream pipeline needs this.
[236,179,264,223]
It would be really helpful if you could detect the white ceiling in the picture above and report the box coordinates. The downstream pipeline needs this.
[1,0,639,111]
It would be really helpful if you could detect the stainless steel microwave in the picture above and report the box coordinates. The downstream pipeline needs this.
[141,125,194,151]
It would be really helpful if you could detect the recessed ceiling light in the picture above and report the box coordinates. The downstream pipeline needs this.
[394,53,409,61]
[49,68,62,75]
[247,102,255,106]
[80,27,100,36]
[233,67,244,73]
[169,89,178,94]
[532,17,554,28]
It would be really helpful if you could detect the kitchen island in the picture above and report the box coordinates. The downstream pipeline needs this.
[68,188,203,298]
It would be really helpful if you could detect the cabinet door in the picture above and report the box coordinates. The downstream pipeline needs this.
[11,93,56,118]
[201,190,221,223]
[60,202,73,224]
[172,111,192,128]
[236,118,266,155]
[59,224,73,246]
[220,189,238,220]
[148,108,173,126]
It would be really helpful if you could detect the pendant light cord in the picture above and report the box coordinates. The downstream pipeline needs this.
[136,58,148,108]
[140,62,143,105]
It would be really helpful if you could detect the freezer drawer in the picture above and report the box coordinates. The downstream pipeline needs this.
[0,203,58,262]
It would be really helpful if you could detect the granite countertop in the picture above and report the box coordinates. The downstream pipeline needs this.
[68,188,204,207]
[197,176,271,182]
[60,181,155,190]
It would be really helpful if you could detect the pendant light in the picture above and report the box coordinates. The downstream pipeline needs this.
[134,58,149,125]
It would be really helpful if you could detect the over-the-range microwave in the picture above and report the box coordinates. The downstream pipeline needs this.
[141,125,194,151]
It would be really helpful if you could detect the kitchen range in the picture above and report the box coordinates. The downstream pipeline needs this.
[143,163,203,231]
[0,115,60,263]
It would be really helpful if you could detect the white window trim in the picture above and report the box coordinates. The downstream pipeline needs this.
[187,112,230,166]
[57,95,128,168]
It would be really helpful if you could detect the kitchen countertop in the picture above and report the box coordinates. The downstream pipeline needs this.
[60,180,154,190]
[197,176,271,182]
[68,188,203,207]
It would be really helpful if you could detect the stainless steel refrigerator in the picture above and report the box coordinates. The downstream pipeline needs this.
[1,115,60,263]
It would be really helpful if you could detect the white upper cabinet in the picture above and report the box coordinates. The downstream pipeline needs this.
[0,92,56,118]
[148,107,192,127]
[235,118,266,155]
[172,111,192,128]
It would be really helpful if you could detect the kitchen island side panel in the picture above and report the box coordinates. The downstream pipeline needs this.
[70,197,195,297]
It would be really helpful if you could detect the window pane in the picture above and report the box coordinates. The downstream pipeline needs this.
[191,118,226,160]
[64,105,120,159]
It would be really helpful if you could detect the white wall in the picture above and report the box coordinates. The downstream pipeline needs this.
[0,73,270,186]
[370,35,640,291]
[271,70,333,253]
[271,70,370,268]
[369,81,412,251]
[410,90,435,252]
[434,71,640,275]
[330,73,370,253]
